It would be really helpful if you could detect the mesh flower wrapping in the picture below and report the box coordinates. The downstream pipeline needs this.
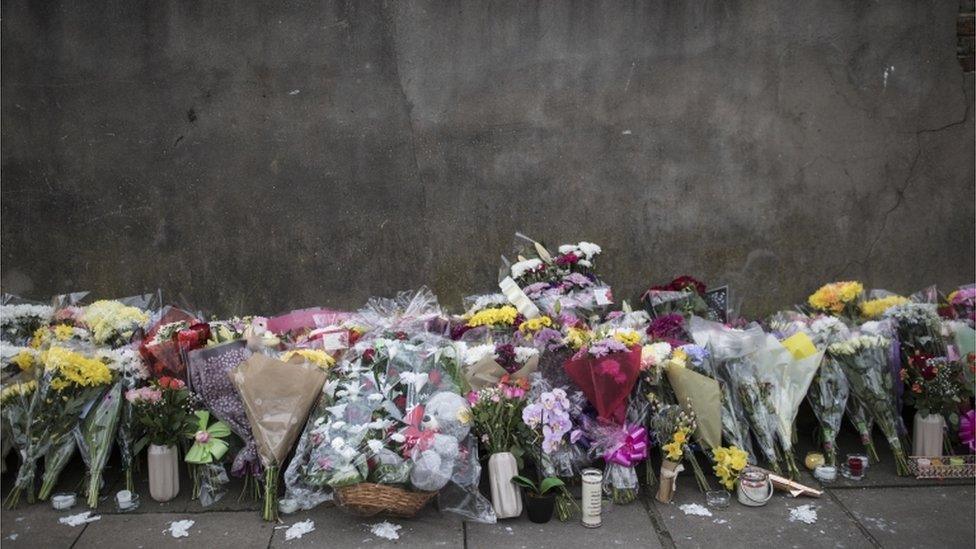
[186,341,261,477]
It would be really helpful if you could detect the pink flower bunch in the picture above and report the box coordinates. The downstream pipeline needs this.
[125,386,162,404]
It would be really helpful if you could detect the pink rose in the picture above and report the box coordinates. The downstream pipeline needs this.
[194,431,210,444]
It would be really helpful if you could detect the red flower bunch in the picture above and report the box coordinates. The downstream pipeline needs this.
[555,252,580,267]
[157,376,186,390]
[650,275,707,296]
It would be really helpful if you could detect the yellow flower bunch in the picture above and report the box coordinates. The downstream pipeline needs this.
[667,347,688,369]
[42,347,113,390]
[83,300,150,345]
[663,428,691,461]
[467,306,518,328]
[11,350,35,372]
[612,330,642,347]
[712,445,749,490]
[281,349,335,369]
[859,295,909,319]
[29,327,49,349]
[518,315,553,334]
[54,324,75,341]
[0,380,37,404]
[565,327,593,350]
[807,281,864,314]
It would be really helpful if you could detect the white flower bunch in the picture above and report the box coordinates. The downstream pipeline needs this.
[883,302,940,325]
[828,334,889,356]
[511,258,544,280]
[0,304,54,327]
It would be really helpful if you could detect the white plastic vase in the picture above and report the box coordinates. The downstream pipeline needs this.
[913,413,944,457]
[148,444,180,502]
[488,452,522,519]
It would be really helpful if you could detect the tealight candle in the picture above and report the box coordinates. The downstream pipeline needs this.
[804,452,825,471]
[51,493,76,510]
[814,465,837,482]
[115,490,139,512]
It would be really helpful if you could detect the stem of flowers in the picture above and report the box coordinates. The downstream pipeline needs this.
[644,460,657,488]
[683,448,711,493]
[87,470,101,508]
[554,485,579,521]
[783,452,800,481]
[125,469,134,493]
[611,486,636,505]
[263,466,279,522]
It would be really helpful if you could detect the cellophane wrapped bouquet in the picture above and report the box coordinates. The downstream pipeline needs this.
[829,334,910,475]
[4,345,114,508]
[520,378,584,520]
[283,332,493,522]
[502,233,613,321]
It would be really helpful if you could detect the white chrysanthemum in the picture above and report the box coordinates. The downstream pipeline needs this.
[515,346,539,364]
[558,244,579,255]
[463,344,496,366]
[511,258,544,279]
[577,241,602,259]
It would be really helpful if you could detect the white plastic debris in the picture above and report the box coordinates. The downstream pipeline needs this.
[678,503,712,517]
[285,520,315,541]
[59,511,101,527]
[370,521,402,540]
[789,504,818,524]
[167,519,195,538]
[8,534,19,540]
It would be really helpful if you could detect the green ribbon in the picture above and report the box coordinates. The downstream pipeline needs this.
[184,410,231,464]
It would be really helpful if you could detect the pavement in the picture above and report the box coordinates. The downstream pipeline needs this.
[2,432,973,549]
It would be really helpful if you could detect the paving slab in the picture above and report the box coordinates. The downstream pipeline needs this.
[653,474,872,549]
[466,498,664,549]
[269,504,464,548]
[72,510,274,549]
[0,500,90,547]
[831,485,975,549]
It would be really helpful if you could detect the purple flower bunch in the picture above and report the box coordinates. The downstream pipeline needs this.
[679,344,710,367]
[560,273,593,290]
[522,388,580,454]
[586,337,629,358]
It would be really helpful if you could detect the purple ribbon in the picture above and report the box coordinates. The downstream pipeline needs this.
[605,425,649,467]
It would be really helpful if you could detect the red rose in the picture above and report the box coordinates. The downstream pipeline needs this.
[363,348,376,363]
[921,364,937,380]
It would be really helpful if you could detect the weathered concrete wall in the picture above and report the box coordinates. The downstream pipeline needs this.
[2,1,973,317]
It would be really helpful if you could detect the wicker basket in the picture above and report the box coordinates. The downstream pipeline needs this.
[908,455,976,479]
[335,483,436,517]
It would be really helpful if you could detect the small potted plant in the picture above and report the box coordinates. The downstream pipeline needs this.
[510,475,565,524]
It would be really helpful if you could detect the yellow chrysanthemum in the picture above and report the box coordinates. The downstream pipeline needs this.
[566,327,593,350]
[54,324,75,341]
[613,330,642,347]
[466,306,518,328]
[668,348,688,368]
[41,347,113,389]
[808,281,864,314]
[281,349,335,369]
[518,316,553,334]
[0,380,37,404]
[83,300,149,345]
[859,295,909,319]
[29,327,48,349]
[12,350,34,372]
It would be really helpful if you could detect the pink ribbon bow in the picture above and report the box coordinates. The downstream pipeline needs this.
[605,425,649,467]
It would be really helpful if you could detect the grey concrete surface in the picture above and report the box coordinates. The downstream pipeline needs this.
[3,477,974,548]
[1,1,973,316]
[832,485,976,549]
